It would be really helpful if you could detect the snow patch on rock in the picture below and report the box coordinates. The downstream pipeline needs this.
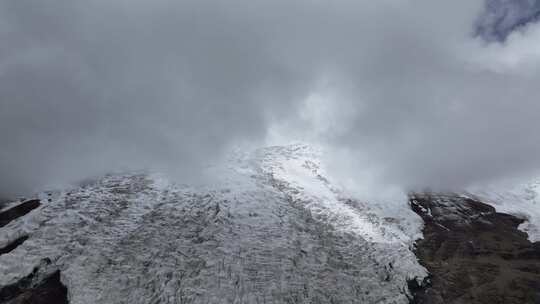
[467,179,540,242]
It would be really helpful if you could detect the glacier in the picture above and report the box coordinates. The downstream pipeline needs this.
[0,144,427,304]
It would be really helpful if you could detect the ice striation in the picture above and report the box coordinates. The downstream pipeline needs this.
[0,144,427,303]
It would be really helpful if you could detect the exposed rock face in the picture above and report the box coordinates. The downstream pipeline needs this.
[0,259,68,304]
[0,200,41,228]
[0,236,28,256]
[409,193,540,304]
[0,200,8,211]
[1,200,67,304]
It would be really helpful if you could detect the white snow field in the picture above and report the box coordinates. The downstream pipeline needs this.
[0,144,427,304]
[467,178,540,242]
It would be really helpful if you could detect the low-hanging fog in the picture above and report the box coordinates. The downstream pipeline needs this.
[2,0,540,197]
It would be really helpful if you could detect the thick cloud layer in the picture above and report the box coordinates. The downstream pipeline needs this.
[2,0,540,196]
[0,0,308,195]
[476,0,540,41]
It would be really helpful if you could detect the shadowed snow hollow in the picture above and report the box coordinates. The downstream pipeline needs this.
[0,144,427,304]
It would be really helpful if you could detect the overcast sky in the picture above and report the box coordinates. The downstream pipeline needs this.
[2,0,540,196]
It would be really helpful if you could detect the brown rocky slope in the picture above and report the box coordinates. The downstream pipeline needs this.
[408,193,540,304]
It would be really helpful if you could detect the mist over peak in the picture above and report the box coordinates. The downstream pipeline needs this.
[2,0,540,196]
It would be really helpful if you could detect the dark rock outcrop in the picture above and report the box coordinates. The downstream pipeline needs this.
[0,236,28,256]
[409,193,540,304]
[0,200,40,228]
[0,198,68,303]
[0,258,68,304]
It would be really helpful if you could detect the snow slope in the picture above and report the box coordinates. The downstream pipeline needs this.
[467,179,540,242]
[0,144,427,303]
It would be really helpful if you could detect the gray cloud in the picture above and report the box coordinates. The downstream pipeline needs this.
[2,0,540,196]
[476,0,540,41]
[0,0,310,195]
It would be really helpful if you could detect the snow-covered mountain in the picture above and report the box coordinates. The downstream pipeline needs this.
[2,144,540,303]
[0,144,428,304]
